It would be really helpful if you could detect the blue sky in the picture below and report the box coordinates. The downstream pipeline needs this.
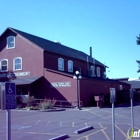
[0,0,140,78]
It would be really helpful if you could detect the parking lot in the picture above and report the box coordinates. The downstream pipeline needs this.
[0,105,140,140]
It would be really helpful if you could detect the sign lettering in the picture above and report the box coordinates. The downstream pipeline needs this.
[51,81,71,88]
[14,72,30,77]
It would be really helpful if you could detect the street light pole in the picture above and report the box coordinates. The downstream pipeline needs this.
[73,71,82,110]
[76,77,80,109]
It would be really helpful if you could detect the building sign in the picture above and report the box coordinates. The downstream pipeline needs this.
[51,81,71,88]
[14,71,30,77]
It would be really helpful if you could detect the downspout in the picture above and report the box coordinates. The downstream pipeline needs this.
[87,56,89,70]
[43,50,45,77]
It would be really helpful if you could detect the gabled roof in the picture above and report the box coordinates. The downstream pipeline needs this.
[2,27,106,67]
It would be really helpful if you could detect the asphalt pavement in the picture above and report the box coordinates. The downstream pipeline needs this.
[0,105,140,140]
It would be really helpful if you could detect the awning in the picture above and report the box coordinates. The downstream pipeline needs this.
[10,76,42,85]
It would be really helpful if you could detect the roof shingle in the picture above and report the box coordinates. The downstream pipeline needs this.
[9,27,105,67]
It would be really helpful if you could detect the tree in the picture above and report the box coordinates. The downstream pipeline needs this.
[136,34,140,45]
[136,35,140,73]
[136,60,140,73]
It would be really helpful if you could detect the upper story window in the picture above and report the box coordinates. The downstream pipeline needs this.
[1,59,8,71]
[119,85,123,90]
[13,57,22,70]
[58,58,64,71]
[103,71,107,79]
[68,60,73,72]
[90,66,95,76]
[7,36,15,49]
[97,67,100,77]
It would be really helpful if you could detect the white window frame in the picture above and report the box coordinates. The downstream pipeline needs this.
[13,57,22,71]
[1,59,8,72]
[7,36,15,49]
[90,65,95,76]
[58,58,64,71]
[68,60,73,72]
[97,67,100,77]
[120,85,123,90]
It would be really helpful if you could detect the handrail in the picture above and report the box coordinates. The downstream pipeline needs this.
[29,99,83,108]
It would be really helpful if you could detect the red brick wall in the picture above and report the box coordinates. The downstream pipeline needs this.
[44,51,105,77]
[43,70,77,102]
[80,78,130,106]
[0,30,44,77]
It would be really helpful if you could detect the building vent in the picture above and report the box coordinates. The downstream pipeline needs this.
[54,40,61,44]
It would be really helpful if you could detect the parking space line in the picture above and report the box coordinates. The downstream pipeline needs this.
[22,121,36,125]
[115,124,128,139]
[128,123,137,129]
[28,131,80,138]
[88,110,107,119]
[28,132,63,136]
[85,122,88,127]
[101,129,110,140]
[99,123,110,140]
[98,123,103,128]
[46,121,50,126]
[72,122,75,127]
[88,110,97,115]
[35,120,41,125]
[128,123,140,130]
[59,121,62,126]
[101,109,139,122]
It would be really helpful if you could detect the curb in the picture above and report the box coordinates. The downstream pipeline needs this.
[48,134,69,140]
[74,126,94,134]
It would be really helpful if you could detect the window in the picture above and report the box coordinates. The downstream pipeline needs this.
[13,57,22,70]
[1,59,8,71]
[97,67,100,77]
[103,71,107,78]
[90,66,95,76]
[7,36,15,49]
[120,85,123,90]
[68,60,73,72]
[58,58,64,71]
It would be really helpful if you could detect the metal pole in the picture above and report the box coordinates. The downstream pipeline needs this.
[77,78,80,109]
[112,102,115,140]
[131,99,134,129]
[6,110,11,140]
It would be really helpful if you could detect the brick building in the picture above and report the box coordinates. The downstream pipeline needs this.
[0,27,130,106]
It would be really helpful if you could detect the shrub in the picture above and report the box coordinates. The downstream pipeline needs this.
[38,98,57,110]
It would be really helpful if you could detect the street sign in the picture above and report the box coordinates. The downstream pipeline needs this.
[5,82,17,109]
[130,89,134,99]
[110,88,116,103]
[110,88,116,140]
[1,82,17,110]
